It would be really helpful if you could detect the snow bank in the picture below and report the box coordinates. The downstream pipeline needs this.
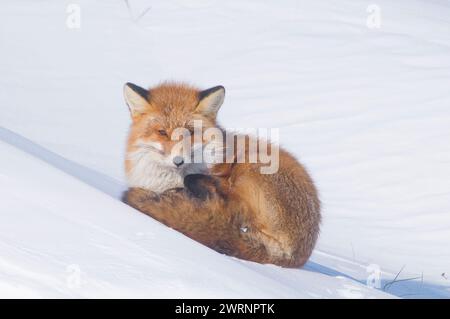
[0,128,390,298]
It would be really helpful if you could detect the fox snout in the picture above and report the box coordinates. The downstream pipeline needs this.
[173,156,184,167]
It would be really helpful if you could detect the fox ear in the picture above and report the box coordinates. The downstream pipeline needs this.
[123,82,150,117]
[196,86,225,119]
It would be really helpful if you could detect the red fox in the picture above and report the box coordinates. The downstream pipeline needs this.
[123,82,321,267]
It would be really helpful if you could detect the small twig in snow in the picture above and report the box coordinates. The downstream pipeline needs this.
[123,0,151,23]
[134,7,152,22]
[383,265,405,291]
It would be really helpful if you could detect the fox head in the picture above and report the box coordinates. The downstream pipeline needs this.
[123,81,225,193]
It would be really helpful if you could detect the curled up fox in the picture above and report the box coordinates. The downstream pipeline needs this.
[122,82,321,268]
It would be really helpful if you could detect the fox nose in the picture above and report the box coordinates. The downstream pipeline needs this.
[173,156,184,167]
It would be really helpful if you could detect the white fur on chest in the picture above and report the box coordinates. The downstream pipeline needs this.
[126,148,184,193]
[126,146,208,194]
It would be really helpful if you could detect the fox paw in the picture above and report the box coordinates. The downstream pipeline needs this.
[184,174,217,200]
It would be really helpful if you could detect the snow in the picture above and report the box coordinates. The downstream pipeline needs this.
[0,0,449,298]
[0,128,389,298]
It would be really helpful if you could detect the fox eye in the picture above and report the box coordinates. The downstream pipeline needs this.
[158,129,168,137]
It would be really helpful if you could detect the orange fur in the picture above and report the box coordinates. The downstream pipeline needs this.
[123,82,321,268]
